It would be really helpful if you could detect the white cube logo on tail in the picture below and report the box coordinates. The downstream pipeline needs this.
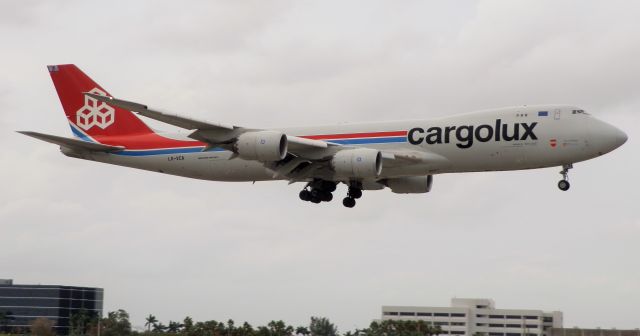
[76,88,115,130]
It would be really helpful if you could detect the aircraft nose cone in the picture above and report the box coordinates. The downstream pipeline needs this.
[589,118,628,155]
[614,126,628,147]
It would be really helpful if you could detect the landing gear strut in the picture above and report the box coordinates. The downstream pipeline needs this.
[299,180,337,204]
[558,164,572,191]
[342,185,362,208]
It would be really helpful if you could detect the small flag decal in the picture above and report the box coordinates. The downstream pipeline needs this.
[550,139,557,148]
[538,111,549,117]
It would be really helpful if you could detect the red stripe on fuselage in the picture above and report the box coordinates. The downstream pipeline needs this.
[94,133,204,150]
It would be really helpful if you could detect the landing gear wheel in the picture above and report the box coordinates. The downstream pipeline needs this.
[299,190,311,201]
[348,187,362,199]
[342,197,356,208]
[558,164,573,191]
[321,192,333,202]
[558,180,570,191]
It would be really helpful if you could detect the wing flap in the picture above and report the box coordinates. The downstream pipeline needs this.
[18,131,124,152]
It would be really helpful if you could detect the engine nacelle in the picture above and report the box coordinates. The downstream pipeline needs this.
[385,175,433,194]
[331,148,382,178]
[234,131,288,161]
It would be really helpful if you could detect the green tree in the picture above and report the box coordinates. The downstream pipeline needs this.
[296,326,310,336]
[309,317,337,336]
[145,314,158,333]
[359,320,442,336]
[257,320,293,336]
[101,309,132,336]
[237,321,256,336]
[0,311,11,333]
[70,308,93,335]
[183,316,194,334]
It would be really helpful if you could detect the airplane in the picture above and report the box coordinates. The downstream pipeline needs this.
[20,64,627,208]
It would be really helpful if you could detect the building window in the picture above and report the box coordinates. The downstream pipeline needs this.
[489,315,505,319]
[506,324,520,328]
[451,322,465,326]
[434,313,449,317]
[400,312,415,316]
[476,323,487,327]
[451,313,466,317]
[524,316,538,320]
[384,312,399,316]
[451,332,465,335]
[489,324,504,328]
[525,325,538,329]
[434,322,449,326]
[489,333,504,336]
[417,312,432,316]
[543,317,552,323]
[477,314,487,318]
[506,333,521,336]
[506,315,521,319]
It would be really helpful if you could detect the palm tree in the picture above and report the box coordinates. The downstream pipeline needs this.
[153,322,167,333]
[167,321,183,333]
[145,314,158,332]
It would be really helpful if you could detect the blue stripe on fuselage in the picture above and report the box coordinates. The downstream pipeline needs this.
[114,147,224,156]
[328,137,406,145]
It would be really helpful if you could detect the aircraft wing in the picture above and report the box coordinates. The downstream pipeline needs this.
[85,93,338,156]
[18,131,124,152]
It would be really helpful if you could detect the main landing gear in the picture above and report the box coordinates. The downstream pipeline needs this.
[558,164,572,191]
[342,186,362,208]
[299,180,336,204]
[299,180,363,208]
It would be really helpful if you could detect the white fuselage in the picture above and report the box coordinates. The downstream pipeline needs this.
[64,105,625,182]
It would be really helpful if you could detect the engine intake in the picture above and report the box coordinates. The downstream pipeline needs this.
[234,131,288,161]
[331,148,382,178]
[385,175,433,194]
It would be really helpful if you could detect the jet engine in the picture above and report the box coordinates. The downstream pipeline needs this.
[331,148,382,178]
[234,131,288,161]
[385,175,433,194]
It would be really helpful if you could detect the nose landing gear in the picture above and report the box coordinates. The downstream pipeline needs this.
[558,164,572,191]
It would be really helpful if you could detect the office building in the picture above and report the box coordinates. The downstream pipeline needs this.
[0,279,103,335]
[382,298,562,336]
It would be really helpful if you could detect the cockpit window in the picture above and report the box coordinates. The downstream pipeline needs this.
[571,109,589,115]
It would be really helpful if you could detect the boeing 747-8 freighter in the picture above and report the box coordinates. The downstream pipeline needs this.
[21,65,627,207]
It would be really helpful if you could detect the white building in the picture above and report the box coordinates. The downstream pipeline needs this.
[382,298,563,336]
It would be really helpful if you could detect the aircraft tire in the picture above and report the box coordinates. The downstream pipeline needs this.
[349,187,362,199]
[343,197,356,208]
[299,190,311,201]
[558,180,570,191]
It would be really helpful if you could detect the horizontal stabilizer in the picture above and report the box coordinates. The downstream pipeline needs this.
[18,131,124,152]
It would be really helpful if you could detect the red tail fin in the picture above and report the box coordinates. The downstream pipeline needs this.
[48,64,153,138]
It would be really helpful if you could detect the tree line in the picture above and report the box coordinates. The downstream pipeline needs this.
[0,309,443,336]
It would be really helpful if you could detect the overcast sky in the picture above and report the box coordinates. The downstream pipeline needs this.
[1,0,639,331]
